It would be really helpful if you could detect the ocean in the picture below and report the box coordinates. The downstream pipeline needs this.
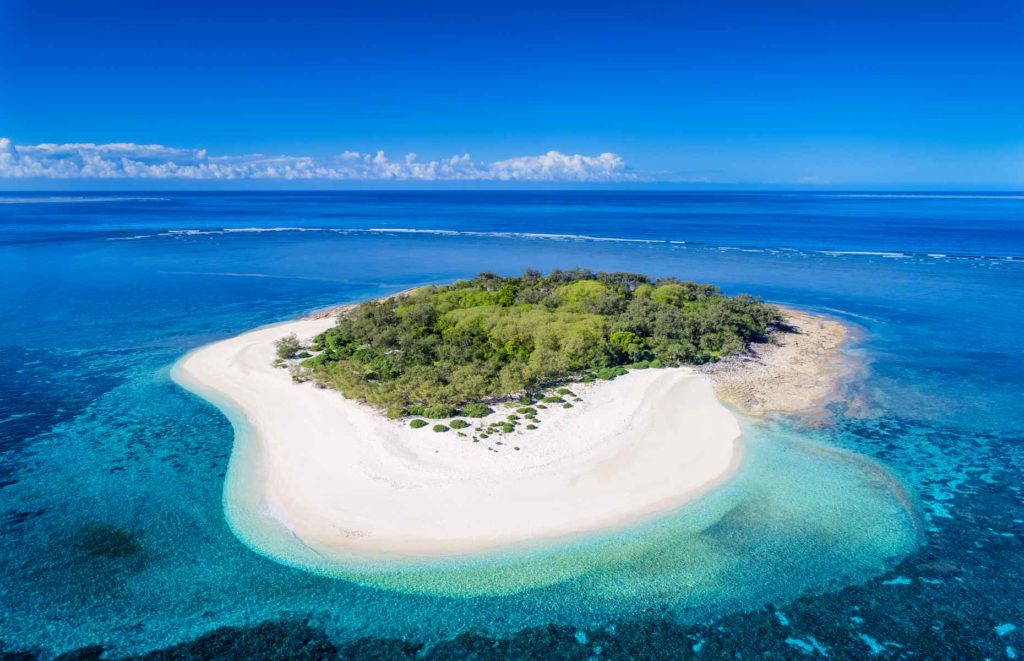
[0,191,1021,658]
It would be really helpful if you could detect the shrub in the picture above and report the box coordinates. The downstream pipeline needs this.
[526,424,538,430]
[498,422,515,433]
[275,333,302,359]
[557,388,575,396]
[596,366,629,380]
[459,403,493,417]
[406,404,458,418]
[507,414,520,421]
[449,419,469,429]
[409,419,428,429]
[542,396,565,404]
[649,358,663,368]
[432,424,450,433]
[517,407,537,416]
[562,402,573,408]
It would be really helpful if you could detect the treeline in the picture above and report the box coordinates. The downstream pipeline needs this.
[302,269,782,417]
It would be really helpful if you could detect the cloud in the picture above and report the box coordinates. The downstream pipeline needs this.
[0,139,633,182]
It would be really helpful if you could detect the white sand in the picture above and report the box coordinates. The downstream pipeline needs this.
[174,316,742,558]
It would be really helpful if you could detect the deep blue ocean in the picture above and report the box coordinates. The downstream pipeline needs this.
[0,191,1021,659]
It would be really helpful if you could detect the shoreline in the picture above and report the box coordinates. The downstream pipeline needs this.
[172,294,852,565]
[173,318,743,561]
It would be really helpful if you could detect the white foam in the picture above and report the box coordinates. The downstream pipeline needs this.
[0,196,170,204]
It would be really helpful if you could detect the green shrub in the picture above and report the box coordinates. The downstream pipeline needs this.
[296,351,312,359]
[432,424,450,433]
[409,419,428,429]
[507,414,519,421]
[498,422,515,433]
[557,388,575,396]
[406,404,458,418]
[517,406,537,416]
[459,403,493,417]
[542,395,565,404]
[275,333,302,359]
[649,358,663,368]
[596,366,629,380]
[449,419,469,429]
[526,424,538,430]
[562,402,573,408]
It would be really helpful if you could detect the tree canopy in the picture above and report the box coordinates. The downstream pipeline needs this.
[302,269,782,417]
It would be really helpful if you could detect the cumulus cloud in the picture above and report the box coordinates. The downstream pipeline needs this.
[0,138,632,182]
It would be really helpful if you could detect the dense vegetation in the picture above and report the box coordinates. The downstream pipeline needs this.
[299,269,782,418]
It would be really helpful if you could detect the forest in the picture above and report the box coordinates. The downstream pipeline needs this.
[291,269,782,418]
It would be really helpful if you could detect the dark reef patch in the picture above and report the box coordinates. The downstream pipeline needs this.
[77,524,142,560]
[134,621,338,661]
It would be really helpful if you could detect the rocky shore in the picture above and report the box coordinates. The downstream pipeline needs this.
[701,308,853,416]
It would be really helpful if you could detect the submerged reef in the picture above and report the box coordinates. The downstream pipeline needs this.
[7,421,1018,660]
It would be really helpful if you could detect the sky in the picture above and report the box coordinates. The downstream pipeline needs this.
[1,0,1022,188]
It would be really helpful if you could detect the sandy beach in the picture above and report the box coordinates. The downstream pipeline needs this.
[173,314,743,558]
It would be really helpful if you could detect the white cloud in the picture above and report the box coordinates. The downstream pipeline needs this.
[0,139,633,182]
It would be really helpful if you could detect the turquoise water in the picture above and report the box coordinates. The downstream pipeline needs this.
[1,192,1021,657]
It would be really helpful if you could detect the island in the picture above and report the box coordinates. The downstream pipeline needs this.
[173,270,849,566]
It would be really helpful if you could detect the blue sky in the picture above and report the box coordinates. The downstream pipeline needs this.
[1,0,1022,188]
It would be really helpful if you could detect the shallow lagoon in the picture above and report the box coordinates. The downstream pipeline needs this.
[0,192,1021,657]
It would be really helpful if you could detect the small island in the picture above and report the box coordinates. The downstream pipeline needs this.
[173,269,849,568]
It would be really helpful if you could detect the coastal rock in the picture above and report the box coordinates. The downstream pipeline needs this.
[702,309,852,416]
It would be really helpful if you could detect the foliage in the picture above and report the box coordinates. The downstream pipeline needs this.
[449,419,470,429]
[304,269,781,417]
[459,403,493,417]
[275,333,302,359]
[596,366,628,380]
[432,424,450,433]
[409,419,428,429]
